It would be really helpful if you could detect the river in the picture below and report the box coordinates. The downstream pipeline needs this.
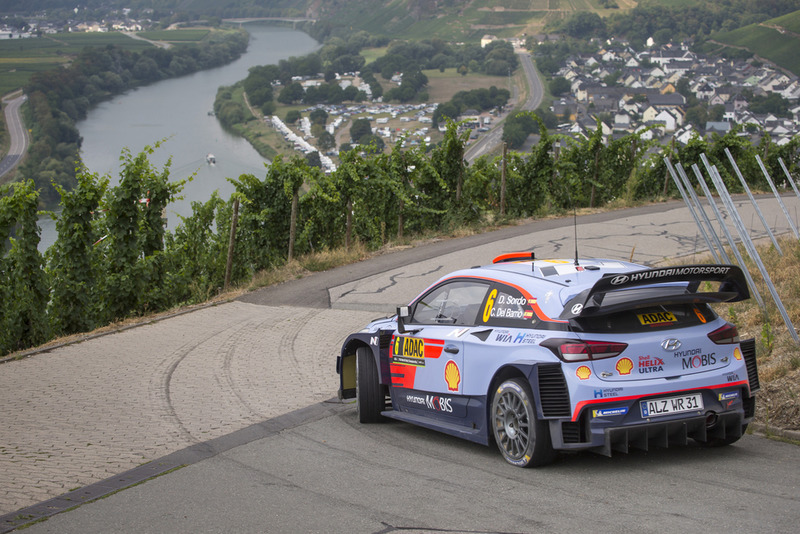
[41,24,319,249]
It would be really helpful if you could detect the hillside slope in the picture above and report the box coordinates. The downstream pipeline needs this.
[712,10,800,75]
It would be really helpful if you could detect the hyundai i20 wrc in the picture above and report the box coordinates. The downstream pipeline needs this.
[336,254,759,467]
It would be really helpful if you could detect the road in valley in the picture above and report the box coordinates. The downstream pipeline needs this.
[3,197,800,533]
[465,51,544,163]
[0,94,28,180]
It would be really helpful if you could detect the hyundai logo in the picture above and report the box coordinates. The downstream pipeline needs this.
[610,275,629,285]
[661,338,682,351]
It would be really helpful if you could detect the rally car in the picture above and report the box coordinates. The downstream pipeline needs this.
[336,253,759,467]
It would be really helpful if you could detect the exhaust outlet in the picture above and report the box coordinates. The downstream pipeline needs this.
[705,411,718,428]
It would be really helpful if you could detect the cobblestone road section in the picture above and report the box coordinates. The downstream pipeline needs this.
[0,303,377,515]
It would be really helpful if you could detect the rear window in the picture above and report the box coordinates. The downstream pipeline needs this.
[571,303,717,334]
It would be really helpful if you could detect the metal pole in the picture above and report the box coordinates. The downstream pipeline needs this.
[724,148,782,253]
[755,154,800,240]
[500,142,507,217]
[664,158,720,262]
[778,157,800,203]
[692,163,765,310]
[676,162,728,263]
[703,156,799,344]
[224,197,240,291]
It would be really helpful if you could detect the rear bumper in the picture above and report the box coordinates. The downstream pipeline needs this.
[547,387,755,455]
[594,412,744,456]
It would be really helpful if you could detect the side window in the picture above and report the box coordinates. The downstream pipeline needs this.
[480,285,535,326]
[411,281,489,326]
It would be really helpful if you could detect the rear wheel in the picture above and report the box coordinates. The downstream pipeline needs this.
[356,346,385,423]
[491,378,554,467]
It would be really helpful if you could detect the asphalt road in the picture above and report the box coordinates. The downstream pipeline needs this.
[0,94,28,180]
[21,412,800,534]
[465,51,543,163]
[5,197,800,533]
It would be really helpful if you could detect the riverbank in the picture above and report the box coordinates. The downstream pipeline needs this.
[15,27,249,209]
[220,66,517,164]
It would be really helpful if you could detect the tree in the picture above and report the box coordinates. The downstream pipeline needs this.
[277,82,304,104]
[350,118,372,143]
[285,110,301,124]
[305,151,322,168]
[549,77,571,96]
[318,131,336,152]
[309,108,328,125]
[564,12,606,38]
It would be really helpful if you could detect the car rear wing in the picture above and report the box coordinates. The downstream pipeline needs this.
[559,264,750,319]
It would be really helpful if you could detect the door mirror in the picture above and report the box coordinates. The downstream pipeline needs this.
[396,306,410,334]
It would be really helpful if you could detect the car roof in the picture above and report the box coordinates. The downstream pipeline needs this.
[433,257,645,317]
[450,257,643,291]
[435,254,750,322]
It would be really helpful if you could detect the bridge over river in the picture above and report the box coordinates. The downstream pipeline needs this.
[224,17,316,28]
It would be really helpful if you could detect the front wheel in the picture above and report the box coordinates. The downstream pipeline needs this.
[356,346,385,423]
[491,378,554,467]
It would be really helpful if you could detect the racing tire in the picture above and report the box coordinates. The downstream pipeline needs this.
[356,346,385,424]
[491,378,555,467]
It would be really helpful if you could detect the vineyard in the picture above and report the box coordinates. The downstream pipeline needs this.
[2,119,799,356]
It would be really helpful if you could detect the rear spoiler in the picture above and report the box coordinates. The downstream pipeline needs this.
[559,264,750,320]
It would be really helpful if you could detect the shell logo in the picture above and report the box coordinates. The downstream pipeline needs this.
[576,365,591,380]
[734,347,742,361]
[616,357,633,375]
[445,360,461,392]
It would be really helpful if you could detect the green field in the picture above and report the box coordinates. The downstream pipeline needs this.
[0,32,153,96]
[713,24,800,76]
[137,29,211,42]
[359,47,388,65]
[769,10,800,34]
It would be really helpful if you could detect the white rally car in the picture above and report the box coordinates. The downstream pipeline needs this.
[336,254,759,467]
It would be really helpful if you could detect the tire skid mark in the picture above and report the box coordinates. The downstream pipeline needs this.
[154,320,254,444]
[342,264,445,298]
[220,316,283,421]
[280,308,321,384]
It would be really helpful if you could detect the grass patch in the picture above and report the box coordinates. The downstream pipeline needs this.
[424,68,512,102]
[360,46,388,65]
[0,100,8,156]
[246,242,371,291]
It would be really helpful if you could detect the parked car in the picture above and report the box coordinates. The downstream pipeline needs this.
[336,253,759,467]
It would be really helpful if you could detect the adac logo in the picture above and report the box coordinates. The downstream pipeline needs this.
[444,360,461,392]
[616,357,633,375]
[734,347,743,361]
[610,275,629,285]
[393,336,424,357]
[392,336,426,366]
[576,365,591,380]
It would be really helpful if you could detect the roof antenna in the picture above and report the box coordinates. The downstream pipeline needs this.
[573,205,580,266]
